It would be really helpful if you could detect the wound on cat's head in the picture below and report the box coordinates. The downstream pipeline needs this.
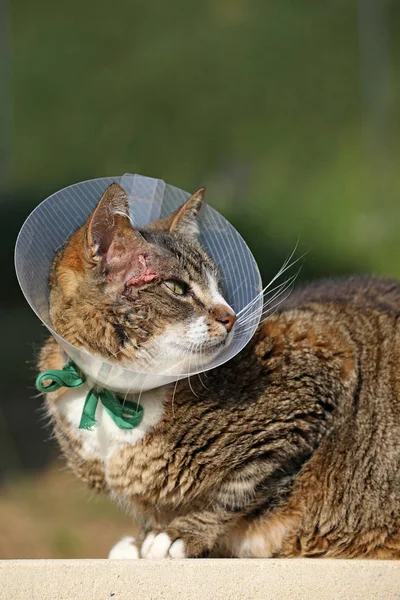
[49,183,237,375]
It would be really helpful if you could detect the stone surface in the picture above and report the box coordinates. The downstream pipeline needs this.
[0,559,399,600]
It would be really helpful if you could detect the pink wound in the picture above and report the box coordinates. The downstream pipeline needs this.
[125,254,159,288]
[125,271,158,287]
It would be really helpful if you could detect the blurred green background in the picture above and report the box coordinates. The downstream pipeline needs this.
[1,0,400,557]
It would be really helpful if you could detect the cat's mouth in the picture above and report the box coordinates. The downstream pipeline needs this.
[201,339,228,351]
[170,337,228,354]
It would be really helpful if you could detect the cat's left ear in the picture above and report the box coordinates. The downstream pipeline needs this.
[149,188,205,237]
[86,183,136,262]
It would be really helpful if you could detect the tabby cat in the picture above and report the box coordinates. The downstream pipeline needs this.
[38,183,400,559]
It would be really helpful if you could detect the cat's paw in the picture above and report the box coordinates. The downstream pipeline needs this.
[140,531,186,559]
[108,536,140,559]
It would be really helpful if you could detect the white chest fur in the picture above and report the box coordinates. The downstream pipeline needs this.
[57,383,166,463]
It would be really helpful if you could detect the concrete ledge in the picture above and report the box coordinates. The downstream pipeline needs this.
[1,559,399,600]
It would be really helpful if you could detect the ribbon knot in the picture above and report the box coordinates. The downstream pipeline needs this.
[36,362,143,431]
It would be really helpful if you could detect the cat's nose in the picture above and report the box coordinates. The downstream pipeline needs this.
[215,309,237,333]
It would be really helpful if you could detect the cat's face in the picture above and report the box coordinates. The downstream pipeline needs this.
[49,184,236,375]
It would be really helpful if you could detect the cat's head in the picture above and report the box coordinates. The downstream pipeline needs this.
[49,183,236,375]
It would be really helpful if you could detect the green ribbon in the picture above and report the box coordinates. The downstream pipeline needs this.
[36,362,143,431]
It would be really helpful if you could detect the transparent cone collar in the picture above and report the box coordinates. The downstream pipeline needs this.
[15,174,263,393]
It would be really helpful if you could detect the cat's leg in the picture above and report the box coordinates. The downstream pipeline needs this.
[139,506,304,559]
[141,532,186,559]
[108,536,140,559]
[139,509,237,559]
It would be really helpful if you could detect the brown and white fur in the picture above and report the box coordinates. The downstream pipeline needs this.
[39,184,400,559]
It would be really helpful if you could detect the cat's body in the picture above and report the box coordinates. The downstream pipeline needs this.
[38,185,400,558]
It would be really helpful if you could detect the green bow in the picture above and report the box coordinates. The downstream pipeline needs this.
[36,362,143,431]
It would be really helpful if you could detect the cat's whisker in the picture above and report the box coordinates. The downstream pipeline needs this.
[236,258,297,316]
[238,284,298,328]
[186,342,200,398]
[243,262,302,314]
[159,345,191,377]
[237,285,298,330]
[194,342,211,391]
[135,374,151,412]
[236,271,295,320]
[238,274,299,325]
[192,339,211,380]
[237,271,300,327]
[197,372,211,391]
[236,244,305,317]
[199,352,212,387]
[117,367,146,411]
[234,278,289,318]
[238,279,298,330]
[236,287,297,335]
[261,274,300,300]
[170,377,180,418]
[120,386,133,409]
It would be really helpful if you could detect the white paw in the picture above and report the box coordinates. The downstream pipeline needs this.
[140,532,186,559]
[108,536,140,559]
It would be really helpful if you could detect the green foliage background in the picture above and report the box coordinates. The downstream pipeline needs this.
[1,0,400,479]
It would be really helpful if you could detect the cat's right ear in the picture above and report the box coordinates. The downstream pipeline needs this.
[147,188,205,237]
[86,184,136,263]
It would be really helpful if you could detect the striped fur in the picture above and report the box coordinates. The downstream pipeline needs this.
[39,186,400,558]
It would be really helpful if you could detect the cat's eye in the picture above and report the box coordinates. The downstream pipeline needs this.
[163,280,187,296]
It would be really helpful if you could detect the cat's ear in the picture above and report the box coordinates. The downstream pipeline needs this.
[86,184,138,262]
[148,188,205,237]
[170,188,204,237]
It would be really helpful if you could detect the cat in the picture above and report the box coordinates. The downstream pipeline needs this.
[38,183,400,559]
